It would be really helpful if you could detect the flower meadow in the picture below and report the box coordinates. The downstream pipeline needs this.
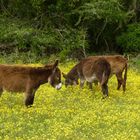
[0,62,140,140]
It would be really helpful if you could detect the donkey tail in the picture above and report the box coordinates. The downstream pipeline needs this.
[123,63,127,91]
[100,60,111,86]
[101,71,110,86]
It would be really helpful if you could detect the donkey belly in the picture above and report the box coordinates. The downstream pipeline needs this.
[85,74,97,83]
[3,82,26,92]
[2,77,28,92]
[3,84,26,92]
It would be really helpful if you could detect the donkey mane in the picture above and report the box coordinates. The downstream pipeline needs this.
[0,64,54,74]
[67,64,79,80]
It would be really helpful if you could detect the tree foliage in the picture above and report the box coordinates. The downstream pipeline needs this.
[0,0,140,58]
[117,23,140,52]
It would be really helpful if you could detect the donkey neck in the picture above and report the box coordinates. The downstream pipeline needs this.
[67,64,79,80]
[30,67,53,84]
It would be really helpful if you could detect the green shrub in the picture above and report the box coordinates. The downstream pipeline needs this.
[0,16,88,60]
[117,23,140,52]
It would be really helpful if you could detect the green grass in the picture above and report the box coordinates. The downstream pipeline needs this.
[130,55,140,71]
[0,62,140,140]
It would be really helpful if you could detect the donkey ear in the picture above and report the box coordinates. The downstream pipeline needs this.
[52,60,59,70]
[53,60,59,67]
[62,72,67,79]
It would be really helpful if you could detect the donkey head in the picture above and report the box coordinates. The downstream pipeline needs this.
[62,73,79,87]
[48,60,62,90]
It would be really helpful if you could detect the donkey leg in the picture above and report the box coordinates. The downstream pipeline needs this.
[89,82,93,89]
[80,79,85,88]
[87,80,98,90]
[116,73,123,90]
[0,88,3,97]
[101,84,108,99]
[86,82,93,89]
[94,80,98,86]
[24,88,36,107]
[122,82,126,92]
[120,71,127,92]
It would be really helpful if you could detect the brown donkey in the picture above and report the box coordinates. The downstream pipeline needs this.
[0,60,62,106]
[86,55,128,91]
[63,58,111,98]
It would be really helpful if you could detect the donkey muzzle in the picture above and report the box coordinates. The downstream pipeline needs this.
[55,83,62,90]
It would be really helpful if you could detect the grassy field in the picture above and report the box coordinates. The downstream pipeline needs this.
[0,62,140,140]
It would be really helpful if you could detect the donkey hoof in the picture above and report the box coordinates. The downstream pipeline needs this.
[102,95,108,99]
[26,104,33,108]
